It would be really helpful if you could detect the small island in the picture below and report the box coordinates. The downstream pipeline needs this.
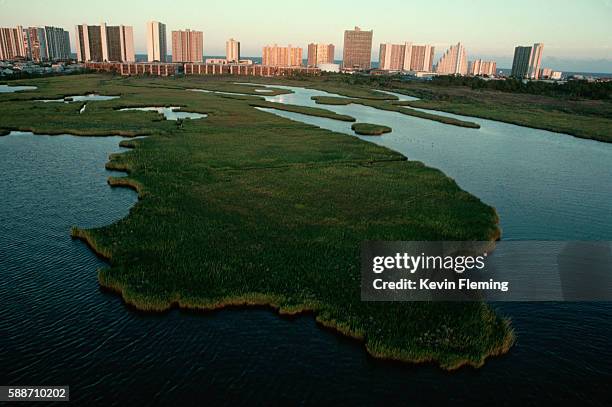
[351,122,392,135]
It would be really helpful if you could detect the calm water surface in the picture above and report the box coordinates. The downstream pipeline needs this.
[1,82,611,406]
[0,84,37,93]
[118,107,207,121]
[36,94,120,103]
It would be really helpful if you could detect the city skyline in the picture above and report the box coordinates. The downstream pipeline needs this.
[1,0,612,72]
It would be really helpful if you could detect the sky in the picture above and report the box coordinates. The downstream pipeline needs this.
[1,0,611,72]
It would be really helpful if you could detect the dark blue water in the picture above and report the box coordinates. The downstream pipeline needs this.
[1,87,611,407]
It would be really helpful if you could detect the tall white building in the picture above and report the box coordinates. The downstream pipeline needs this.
[226,38,240,62]
[146,21,167,62]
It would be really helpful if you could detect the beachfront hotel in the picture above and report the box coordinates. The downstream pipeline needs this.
[226,38,240,62]
[511,43,544,79]
[75,23,135,62]
[342,26,373,70]
[171,29,203,63]
[307,43,335,67]
[146,21,167,62]
[436,42,468,75]
[262,44,302,67]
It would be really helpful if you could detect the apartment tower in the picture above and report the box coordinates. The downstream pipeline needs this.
[378,42,435,72]
[262,44,302,66]
[75,23,134,62]
[23,27,47,61]
[146,21,167,62]
[436,42,468,75]
[379,43,410,71]
[172,29,203,63]
[342,26,373,70]
[410,44,435,72]
[226,38,240,62]
[43,26,71,60]
[307,43,334,67]
[468,59,497,76]
[0,26,27,60]
[511,43,544,79]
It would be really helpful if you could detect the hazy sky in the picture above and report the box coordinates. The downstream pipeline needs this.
[2,0,611,71]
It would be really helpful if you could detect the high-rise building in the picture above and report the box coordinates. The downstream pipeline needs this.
[44,26,71,60]
[226,38,240,62]
[468,59,497,76]
[262,44,302,67]
[172,29,203,63]
[342,26,373,70]
[146,21,167,62]
[0,26,27,60]
[75,23,134,62]
[379,42,410,71]
[511,43,544,79]
[436,42,468,75]
[377,42,435,72]
[23,27,47,62]
[528,43,544,79]
[307,43,334,67]
[409,44,435,72]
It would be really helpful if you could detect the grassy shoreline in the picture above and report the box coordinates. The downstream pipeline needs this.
[3,74,514,370]
[397,97,611,142]
[71,222,511,370]
[311,95,481,128]
[352,123,392,135]
[372,86,612,143]
[250,100,356,122]
[207,75,610,142]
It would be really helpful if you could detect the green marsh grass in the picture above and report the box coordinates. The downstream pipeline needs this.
[351,123,392,135]
[2,74,514,369]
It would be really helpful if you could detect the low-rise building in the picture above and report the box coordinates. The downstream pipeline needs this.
[317,63,340,73]
[184,63,319,76]
[550,71,562,80]
[85,61,181,76]
[205,58,254,65]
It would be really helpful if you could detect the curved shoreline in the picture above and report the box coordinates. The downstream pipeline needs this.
[0,127,150,138]
[386,91,611,143]
[69,132,512,371]
[310,96,480,129]
[71,222,513,371]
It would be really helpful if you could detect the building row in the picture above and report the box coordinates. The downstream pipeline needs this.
[3,21,557,80]
[0,25,71,61]
[84,61,320,77]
